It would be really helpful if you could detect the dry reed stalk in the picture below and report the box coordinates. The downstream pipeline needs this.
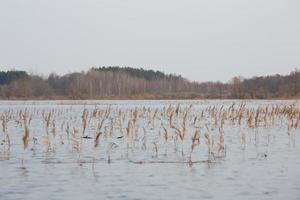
[0,115,10,159]
[142,127,147,151]
[255,109,260,128]
[175,104,180,116]
[238,112,243,125]
[94,122,102,148]
[51,120,56,137]
[191,130,200,153]
[247,113,254,129]
[154,108,161,121]
[263,107,269,127]
[218,128,225,154]
[126,120,134,138]
[181,106,191,139]
[193,116,198,126]
[66,122,70,138]
[94,108,111,148]
[81,109,88,136]
[163,126,168,143]
[92,109,98,118]
[187,156,193,167]
[43,112,51,134]
[168,111,183,141]
[46,112,51,129]
[132,109,138,124]
[204,132,211,156]
[70,128,80,153]
[5,132,10,150]
[2,117,7,133]
[166,104,173,118]
[22,114,29,150]
[220,113,226,129]
[28,114,33,126]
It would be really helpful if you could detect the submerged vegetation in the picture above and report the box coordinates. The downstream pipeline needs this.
[0,101,299,167]
[0,67,299,99]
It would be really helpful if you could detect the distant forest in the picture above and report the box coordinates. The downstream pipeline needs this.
[0,67,299,99]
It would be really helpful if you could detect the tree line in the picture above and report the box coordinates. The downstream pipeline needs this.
[0,67,299,99]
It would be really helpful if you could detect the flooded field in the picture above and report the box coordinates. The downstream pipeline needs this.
[0,100,299,200]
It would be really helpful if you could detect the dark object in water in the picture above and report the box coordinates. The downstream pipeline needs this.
[117,136,124,139]
[82,136,93,139]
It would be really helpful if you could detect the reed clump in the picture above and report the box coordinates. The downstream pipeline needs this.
[0,101,298,167]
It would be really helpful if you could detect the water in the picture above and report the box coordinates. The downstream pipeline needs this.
[0,100,299,200]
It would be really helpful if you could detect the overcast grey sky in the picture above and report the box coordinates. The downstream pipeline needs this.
[0,0,299,82]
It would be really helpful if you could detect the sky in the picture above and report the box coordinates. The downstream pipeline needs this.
[0,0,299,82]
